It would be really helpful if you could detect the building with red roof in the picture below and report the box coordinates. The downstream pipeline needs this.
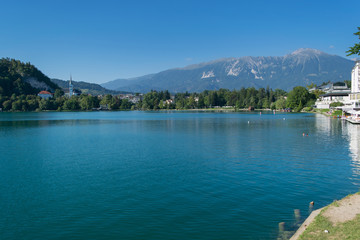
[38,91,53,99]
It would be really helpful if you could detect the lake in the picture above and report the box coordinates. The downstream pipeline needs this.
[0,111,359,239]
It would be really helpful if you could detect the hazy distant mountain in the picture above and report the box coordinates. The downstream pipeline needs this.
[101,74,155,91]
[51,78,128,95]
[101,49,354,93]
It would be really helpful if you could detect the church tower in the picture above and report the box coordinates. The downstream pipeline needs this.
[69,75,74,97]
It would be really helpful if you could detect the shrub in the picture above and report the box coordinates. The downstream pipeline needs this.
[330,102,344,107]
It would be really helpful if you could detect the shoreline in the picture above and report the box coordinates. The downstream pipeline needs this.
[291,192,360,239]
[0,108,292,113]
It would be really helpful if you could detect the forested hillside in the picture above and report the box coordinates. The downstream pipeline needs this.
[0,58,59,96]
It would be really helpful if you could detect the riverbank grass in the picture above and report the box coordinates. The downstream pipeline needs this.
[312,108,343,117]
[298,192,360,240]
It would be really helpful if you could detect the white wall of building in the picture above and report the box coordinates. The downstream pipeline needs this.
[349,61,360,109]
[351,61,360,93]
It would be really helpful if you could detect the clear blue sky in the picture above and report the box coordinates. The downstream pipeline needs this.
[0,0,359,84]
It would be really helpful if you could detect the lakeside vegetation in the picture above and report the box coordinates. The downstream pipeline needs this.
[138,86,317,111]
[0,86,319,112]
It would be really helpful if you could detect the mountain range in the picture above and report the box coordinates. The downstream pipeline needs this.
[101,49,355,93]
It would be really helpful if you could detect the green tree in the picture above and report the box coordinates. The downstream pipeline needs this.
[346,27,360,56]
[275,98,287,109]
[54,89,64,98]
[306,83,317,89]
[175,99,185,109]
[12,100,22,111]
[262,98,270,109]
[100,94,114,106]
[344,80,351,88]
[197,95,205,108]
[312,89,325,99]
[235,100,241,110]
[63,97,80,111]
[26,98,38,111]
[120,99,132,110]
[270,102,276,110]
[273,89,287,100]
[295,101,303,112]
[286,86,310,110]
[158,100,164,109]
[109,97,120,110]
[204,95,210,108]
[186,96,196,109]
[80,96,93,110]
[2,100,12,110]
[39,99,51,110]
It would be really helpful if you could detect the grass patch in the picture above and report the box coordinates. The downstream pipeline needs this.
[331,110,342,117]
[331,201,340,207]
[313,108,330,113]
[299,214,333,240]
[299,211,360,240]
[302,107,313,112]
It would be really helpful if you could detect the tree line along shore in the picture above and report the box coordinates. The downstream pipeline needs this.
[0,85,323,112]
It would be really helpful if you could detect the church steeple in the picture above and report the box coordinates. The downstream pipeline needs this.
[69,74,74,97]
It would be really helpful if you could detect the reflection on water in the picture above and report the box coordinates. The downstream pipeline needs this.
[315,114,360,185]
[344,123,360,184]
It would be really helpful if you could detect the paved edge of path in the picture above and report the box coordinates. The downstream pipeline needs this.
[290,207,324,240]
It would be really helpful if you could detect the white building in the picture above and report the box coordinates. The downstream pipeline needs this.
[38,91,53,99]
[314,82,351,109]
[349,61,360,108]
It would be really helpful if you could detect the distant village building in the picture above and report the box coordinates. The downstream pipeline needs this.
[99,104,109,110]
[38,90,53,99]
[164,99,173,105]
[118,94,142,103]
[315,82,351,109]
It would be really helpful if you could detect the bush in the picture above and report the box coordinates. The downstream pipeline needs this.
[332,110,343,116]
[330,102,344,107]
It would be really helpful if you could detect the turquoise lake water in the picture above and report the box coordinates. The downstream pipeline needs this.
[1,111,360,239]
